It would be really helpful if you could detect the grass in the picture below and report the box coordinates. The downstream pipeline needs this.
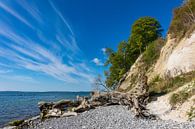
[170,91,190,106]
[169,82,195,106]
[149,71,195,96]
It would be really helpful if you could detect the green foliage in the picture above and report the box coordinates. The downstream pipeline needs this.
[130,17,163,53]
[149,71,195,95]
[149,75,164,94]
[143,38,164,69]
[105,17,163,89]
[9,119,24,126]
[169,81,195,106]
[170,91,189,106]
[169,0,195,39]
[104,41,132,88]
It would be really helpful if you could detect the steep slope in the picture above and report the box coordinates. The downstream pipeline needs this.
[117,55,145,92]
[118,30,195,90]
[118,30,195,121]
[117,0,195,121]
[153,31,195,77]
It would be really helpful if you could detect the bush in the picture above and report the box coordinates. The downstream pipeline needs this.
[169,81,195,106]
[169,0,195,39]
[149,71,195,95]
[169,91,189,106]
[149,75,184,95]
[143,38,164,69]
[169,93,180,106]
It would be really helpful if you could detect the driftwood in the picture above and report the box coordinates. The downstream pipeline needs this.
[38,74,152,119]
[38,100,80,119]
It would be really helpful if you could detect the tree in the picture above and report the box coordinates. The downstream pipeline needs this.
[92,75,110,92]
[104,41,130,88]
[130,17,163,54]
[104,17,163,89]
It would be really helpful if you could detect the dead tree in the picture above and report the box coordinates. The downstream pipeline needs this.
[38,74,152,119]
[92,75,111,92]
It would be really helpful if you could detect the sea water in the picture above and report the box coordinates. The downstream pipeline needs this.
[0,91,90,127]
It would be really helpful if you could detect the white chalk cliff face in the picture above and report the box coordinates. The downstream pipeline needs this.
[118,31,195,91]
[154,31,195,77]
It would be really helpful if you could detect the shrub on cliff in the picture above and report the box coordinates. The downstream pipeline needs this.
[169,0,195,39]
[143,38,164,69]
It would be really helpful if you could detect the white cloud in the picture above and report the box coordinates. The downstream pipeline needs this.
[92,58,104,66]
[92,48,106,66]
[0,30,92,83]
[0,1,94,85]
[101,48,106,55]
[56,33,80,54]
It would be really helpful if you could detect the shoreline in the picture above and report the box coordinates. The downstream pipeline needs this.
[2,90,195,129]
[3,105,195,129]
[3,115,40,129]
[0,91,91,128]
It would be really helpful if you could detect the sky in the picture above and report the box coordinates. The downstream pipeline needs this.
[0,0,183,91]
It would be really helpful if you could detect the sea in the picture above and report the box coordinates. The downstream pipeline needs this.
[0,91,90,127]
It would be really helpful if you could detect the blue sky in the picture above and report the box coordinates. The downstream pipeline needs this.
[0,0,183,91]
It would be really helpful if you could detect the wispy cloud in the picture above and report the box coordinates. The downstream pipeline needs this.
[0,1,34,29]
[0,24,92,83]
[16,0,43,24]
[49,0,74,35]
[56,32,80,54]
[0,1,94,85]
[50,1,80,54]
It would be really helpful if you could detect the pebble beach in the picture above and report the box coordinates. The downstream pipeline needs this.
[26,105,195,129]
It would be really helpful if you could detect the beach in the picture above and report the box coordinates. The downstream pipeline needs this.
[24,105,195,129]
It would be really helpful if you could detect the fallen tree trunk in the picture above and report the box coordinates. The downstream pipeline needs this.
[38,74,153,119]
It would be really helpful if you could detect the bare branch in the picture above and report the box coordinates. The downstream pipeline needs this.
[92,75,111,92]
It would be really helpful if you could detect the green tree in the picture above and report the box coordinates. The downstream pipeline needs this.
[130,17,163,54]
[104,41,129,88]
[104,17,163,89]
